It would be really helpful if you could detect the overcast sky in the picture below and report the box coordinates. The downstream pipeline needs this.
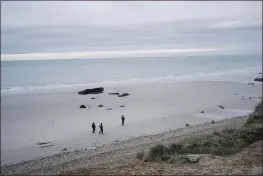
[1,1,262,60]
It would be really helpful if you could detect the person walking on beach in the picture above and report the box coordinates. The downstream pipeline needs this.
[121,115,125,126]
[92,122,96,133]
[99,123,103,134]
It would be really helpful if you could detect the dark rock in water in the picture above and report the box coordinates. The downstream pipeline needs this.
[98,104,104,107]
[78,87,104,95]
[185,123,190,127]
[107,108,112,110]
[62,148,67,151]
[249,97,252,99]
[119,105,125,107]
[118,93,130,97]
[200,111,204,113]
[251,83,254,85]
[91,98,96,99]
[254,77,263,82]
[211,120,215,124]
[80,105,86,108]
[109,92,120,95]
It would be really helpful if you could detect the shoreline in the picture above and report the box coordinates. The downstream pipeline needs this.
[1,115,250,175]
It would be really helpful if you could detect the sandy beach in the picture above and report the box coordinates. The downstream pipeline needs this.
[0,115,254,175]
[1,80,262,170]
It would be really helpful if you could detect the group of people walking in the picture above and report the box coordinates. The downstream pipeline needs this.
[92,115,125,135]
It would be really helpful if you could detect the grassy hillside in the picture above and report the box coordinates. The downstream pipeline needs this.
[137,100,263,164]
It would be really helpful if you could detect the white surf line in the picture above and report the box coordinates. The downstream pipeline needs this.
[2,47,226,61]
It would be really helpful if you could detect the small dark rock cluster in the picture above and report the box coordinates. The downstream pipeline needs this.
[219,105,225,109]
[254,77,263,82]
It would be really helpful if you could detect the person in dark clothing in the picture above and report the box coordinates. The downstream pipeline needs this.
[121,115,125,126]
[92,122,96,133]
[99,123,103,134]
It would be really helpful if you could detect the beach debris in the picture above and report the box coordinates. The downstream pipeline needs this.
[109,92,120,95]
[91,97,96,99]
[61,148,67,151]
[98,104,104,107]
[247,83,251,85]
[37,141,54,148]
[85,148,87,151]
[78,87,104,95]
[119,105,125,107]
[107,108,112,110]
[249,97,252,99]
[254,77,263,82]
[36,142,51,145]
[80,105,86,108]
[200,111,204,113]
[185,123,190,127]
[118,93,130,97]
[41,144,54,148]
[211,120,215,124]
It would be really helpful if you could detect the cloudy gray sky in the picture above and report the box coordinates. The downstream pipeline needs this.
[1,1,262,60]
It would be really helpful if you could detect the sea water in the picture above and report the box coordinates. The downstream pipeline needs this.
[1,54,262,95]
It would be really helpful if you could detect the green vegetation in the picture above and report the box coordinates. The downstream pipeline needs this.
[246,99,262,126]
[137,100,263,165]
